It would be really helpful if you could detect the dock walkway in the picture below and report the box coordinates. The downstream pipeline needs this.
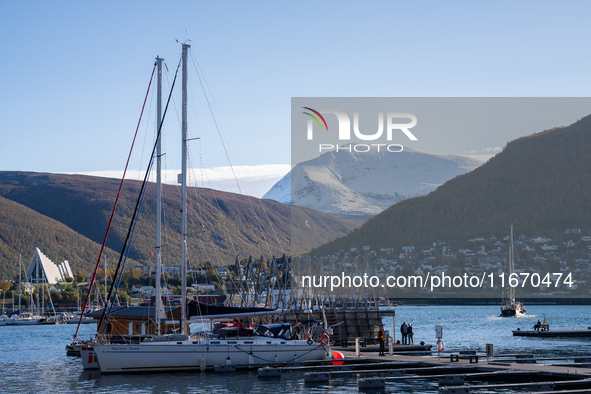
[251,348,591,391]
[341,350,591,377]
[253,350,591,392]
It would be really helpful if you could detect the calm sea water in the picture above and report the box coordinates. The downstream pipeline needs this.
[1,305,590,393]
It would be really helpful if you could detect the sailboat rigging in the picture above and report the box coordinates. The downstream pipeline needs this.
[89,43,331,372]
[154,55,166,336]
[500,225,526,317]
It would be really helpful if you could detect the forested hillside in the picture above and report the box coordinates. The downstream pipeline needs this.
[0,172,358,280]
[0,196,124,279]
[311,114,591,255]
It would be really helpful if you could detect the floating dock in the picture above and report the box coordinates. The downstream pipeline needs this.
[513,329,591,337]
[250,348,591,392]
[334,343,432,356]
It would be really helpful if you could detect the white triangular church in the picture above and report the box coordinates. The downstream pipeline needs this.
[25,247,73,284]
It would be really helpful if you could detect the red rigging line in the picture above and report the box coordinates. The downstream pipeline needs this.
[97,56,180,334]
[74,65,157,337]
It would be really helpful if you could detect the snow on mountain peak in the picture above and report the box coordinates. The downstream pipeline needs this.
[263,147,483,220]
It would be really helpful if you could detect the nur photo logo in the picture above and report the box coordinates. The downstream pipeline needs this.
[302,107,418,153]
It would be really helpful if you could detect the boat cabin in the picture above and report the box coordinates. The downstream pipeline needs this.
[87,305,182,336]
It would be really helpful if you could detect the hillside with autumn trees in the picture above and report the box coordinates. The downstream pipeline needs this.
[0,172,358,280]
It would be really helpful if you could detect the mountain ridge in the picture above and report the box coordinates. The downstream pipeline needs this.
[310,114,591,256]
[0,171,359,280]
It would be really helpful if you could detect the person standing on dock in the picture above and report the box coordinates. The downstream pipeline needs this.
[408,324,414,345]
[378,328,386,356]
[400,321,408,345]
[312,322,324,342]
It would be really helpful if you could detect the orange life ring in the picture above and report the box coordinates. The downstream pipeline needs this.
[437,339,445,352]
[320,333,330,346]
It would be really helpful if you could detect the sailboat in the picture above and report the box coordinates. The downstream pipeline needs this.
[9,254,42,325]
[91,45,331,372]
[500,225,526,317]
[0,290,7,325]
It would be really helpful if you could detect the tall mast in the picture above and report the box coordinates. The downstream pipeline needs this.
[104,255,107,306]
[155,55,165,335]
[509,225,515,302]
[35,253,39,314]
[180,43,190,335]
[18,254,21,312]
[41,268,44,316]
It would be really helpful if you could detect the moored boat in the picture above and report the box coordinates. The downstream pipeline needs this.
[93,322,330,373]
[500,301,526,317]
[65,311,94,324]
[80,346,99,369]
[90,45,332,373]
[9,312,42,325]
[500,226,526,317]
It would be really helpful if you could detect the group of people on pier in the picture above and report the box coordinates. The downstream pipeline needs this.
[400,321,414,345]
[376,321,416,356]
[533,319,550,331]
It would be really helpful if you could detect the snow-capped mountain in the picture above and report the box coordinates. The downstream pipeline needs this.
[263,148,483,220]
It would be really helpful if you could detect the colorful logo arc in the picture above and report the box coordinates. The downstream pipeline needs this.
[302,107,329,131]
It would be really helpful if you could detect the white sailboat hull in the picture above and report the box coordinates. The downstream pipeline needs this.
[94,338,329,373]
[81,347,100,370]
[8,318,41,325]
[11,320,40,325]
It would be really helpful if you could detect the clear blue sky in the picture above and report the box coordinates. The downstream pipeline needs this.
[1,1,590,177]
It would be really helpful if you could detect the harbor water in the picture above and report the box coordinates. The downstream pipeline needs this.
[1,304,590,393]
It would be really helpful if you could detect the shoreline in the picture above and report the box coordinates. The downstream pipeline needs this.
[390,297,591,306]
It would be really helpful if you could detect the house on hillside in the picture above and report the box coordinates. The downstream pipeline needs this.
[216,267,228,279]
[130,285,156,298]
[192,283,216,292]
[540,244,558,251]
[21,282,33,295]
